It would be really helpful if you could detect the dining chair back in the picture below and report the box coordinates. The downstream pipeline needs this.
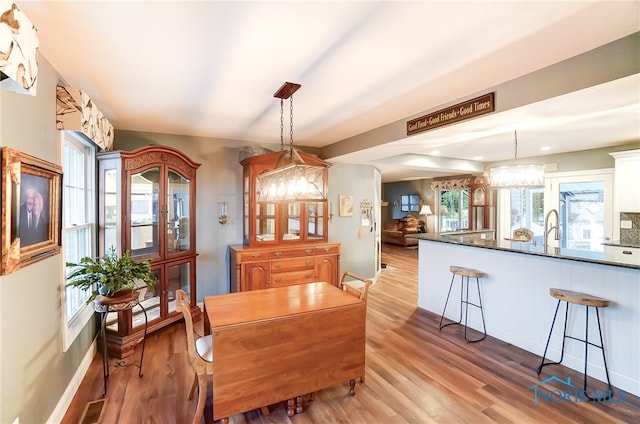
[339,271,372,302]
[176,289,213,424]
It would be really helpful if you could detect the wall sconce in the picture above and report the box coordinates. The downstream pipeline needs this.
[218,202,228,225]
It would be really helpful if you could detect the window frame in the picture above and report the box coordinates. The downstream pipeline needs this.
[438,189,469,232]
[60,131,97,351]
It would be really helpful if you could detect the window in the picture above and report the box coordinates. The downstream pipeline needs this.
[401,194,420,212]
[439,189,469,232]
[499,169,613,251]
[61,132,96,351]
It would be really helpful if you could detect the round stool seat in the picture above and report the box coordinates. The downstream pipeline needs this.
[449,266,486,279]
[549,288,609,308]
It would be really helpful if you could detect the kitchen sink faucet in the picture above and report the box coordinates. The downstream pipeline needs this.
[544,209,561,253]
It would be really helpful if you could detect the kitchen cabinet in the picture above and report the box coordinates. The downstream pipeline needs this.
[610,149,640,213]
[604,245,640,266]
[98,145,200,358]
[229,243,341,292]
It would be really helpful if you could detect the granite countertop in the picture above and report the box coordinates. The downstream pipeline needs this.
[602,240,640,249]
[406,233,640,269]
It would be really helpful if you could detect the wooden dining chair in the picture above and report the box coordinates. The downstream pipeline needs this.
[340,271,372,384]
[339,271,372,303]
[176,289,213,424]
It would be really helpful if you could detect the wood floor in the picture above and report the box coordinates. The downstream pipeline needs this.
[62,243,639,424]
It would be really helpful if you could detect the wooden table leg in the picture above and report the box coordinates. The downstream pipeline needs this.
[349,379,356,396]
[286,398,296,417]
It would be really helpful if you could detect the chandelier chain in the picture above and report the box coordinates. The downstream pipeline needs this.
[290,96,294,148]
[514,130,518,160]
[279,98,284,152]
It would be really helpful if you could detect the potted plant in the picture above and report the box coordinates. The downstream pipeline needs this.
[66,247,156,304]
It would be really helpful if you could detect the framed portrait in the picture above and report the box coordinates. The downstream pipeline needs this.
[1,147,62,275]
[339,194,353,217]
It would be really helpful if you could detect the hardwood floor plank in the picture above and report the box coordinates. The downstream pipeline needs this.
[61,243,639,423]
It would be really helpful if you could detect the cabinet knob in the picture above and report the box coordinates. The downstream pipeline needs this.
[623,250,633,255]
[323,247,330,252]
[252,253,261,259]
[304,274,313,279]
[274,251,282,257]
[274,263,282,268]
[305,261,313,266]
[305,249,313,255]
[275,277,282,283]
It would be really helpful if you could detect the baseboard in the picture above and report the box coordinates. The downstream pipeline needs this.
[47,340,97,423]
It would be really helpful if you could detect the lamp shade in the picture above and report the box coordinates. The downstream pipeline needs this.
[419,205,433,216]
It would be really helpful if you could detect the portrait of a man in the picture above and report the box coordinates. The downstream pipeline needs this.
[19,179,49,246]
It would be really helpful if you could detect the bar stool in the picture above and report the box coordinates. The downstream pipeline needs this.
[439,265,487,342]
[537,288,612,398]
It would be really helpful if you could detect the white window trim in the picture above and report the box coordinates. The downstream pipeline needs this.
[60,131,96,352]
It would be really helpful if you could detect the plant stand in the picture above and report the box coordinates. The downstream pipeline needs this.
[94,290,148,396]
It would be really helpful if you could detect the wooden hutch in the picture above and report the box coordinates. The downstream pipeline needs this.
[97,145,200,358]
[229,150,340,292]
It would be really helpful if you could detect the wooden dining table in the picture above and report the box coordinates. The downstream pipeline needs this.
[203,281,366,423]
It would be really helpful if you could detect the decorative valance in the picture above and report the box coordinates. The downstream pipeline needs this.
[56,85,114,151]
[0,1,39,95]
[430,177,471,191]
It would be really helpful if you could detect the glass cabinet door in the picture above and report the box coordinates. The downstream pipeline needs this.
[283,203,301,241]
[166,261,191,315]
[133,267,161,330]
[167,169,191,254]
[307,202,325,240]
[129,167,160,257]
[256,203,276,242]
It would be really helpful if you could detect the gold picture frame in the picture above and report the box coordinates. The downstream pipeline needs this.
[1,148,62,275]
[339,194,354,217]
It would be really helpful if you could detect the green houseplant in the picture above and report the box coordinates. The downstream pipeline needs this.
[66,247,156,303]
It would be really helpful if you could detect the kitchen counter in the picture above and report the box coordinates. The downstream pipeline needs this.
[407,233,640,269]
[415,237,640,396]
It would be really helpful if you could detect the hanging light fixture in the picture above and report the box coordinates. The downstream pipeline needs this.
[488,130,545,189]
[256,82,330,203]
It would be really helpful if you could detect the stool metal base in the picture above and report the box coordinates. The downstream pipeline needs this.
[536,299,612,400]
[439,272,486,343]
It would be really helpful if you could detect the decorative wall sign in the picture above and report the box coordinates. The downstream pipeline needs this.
[0,1,39,95]
[56,85,114,151]
[1,147,62,274]
[407,93,495,136]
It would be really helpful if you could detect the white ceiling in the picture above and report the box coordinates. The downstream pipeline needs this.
[19,1,640,182]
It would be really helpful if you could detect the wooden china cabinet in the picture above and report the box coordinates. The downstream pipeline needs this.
[98,145,200,358]
[229,150,341,292]
[469,176,496,231]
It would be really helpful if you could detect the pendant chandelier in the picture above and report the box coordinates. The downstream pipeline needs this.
[488,130,545,189]
[256,82,330,203]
